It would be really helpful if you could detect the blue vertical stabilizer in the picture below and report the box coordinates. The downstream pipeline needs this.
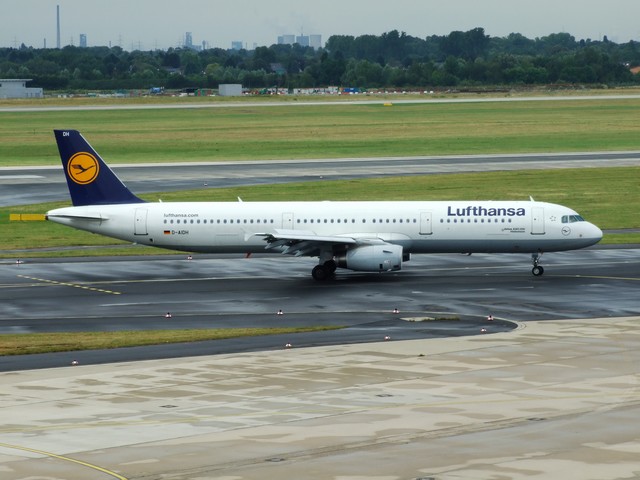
[54,129,145,206]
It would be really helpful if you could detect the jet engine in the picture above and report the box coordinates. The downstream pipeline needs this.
[336,244,405,272]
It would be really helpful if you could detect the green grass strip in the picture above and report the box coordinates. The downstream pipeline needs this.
[2,97,640,166]
[0,326,342,356]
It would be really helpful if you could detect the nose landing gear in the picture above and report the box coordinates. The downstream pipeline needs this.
[531,252,544,276]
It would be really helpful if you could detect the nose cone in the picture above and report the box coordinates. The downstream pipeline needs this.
[583,222,603,246]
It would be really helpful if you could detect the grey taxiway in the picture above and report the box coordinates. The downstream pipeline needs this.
[1,150,640,207]
[1,245,639,373]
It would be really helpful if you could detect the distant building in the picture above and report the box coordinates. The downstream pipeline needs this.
[79,33,87,47]
[309,34,322,49]
[278,34,321,49]
[183,32,202,51]
[296,35,310,47]
[278,35,295,45]
[231,41,243,51]
[0,79,43,99]
[218,84,242,96]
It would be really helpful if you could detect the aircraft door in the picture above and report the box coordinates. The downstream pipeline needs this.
[419,211,433,235]
[531,207,545,235]
[282,212,294,229]
[134,208,148,235]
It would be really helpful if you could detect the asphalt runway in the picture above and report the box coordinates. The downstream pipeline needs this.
[1,150,640,206]
[1,246,638,372]
[2,93,640,114]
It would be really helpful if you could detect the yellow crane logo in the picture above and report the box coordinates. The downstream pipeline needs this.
[67,152,99,185]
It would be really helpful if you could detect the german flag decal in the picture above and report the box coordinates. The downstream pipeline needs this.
[164,230,171,235]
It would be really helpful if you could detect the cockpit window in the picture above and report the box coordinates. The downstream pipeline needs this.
[562,215,585,223]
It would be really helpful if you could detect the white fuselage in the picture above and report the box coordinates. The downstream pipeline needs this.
[47,200,603,255]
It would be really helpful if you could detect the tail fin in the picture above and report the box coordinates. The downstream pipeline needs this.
[54,129,144,206]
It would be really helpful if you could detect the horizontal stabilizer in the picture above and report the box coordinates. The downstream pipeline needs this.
[46,211,104,221]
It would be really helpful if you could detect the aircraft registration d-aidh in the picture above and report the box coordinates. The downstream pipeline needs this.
[47,130,603,280]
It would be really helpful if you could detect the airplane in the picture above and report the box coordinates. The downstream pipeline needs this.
[46,130,603,281]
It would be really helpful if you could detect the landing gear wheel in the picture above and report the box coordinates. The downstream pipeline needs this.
[324,259,337,274]
[531,252,544,277]
[312,264,330,281]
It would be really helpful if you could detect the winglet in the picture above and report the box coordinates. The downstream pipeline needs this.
[54,129,145,206]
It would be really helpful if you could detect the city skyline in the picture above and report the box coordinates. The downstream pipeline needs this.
[2,0,639,51]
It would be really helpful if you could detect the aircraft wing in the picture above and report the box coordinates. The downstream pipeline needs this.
[255,229,386,257]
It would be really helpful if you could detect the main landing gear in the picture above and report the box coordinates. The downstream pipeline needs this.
[531,252,544,276]
[312,260,337,281]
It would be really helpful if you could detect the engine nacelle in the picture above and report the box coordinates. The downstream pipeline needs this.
[336,244,404,272]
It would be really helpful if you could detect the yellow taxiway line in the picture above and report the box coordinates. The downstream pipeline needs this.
[0,442,128,479]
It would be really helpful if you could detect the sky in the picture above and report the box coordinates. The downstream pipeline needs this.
[2,0,639,51]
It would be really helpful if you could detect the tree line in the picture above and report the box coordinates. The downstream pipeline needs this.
[1,28,639,92]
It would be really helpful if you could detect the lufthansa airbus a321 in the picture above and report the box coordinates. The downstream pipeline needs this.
[46,130,603,280]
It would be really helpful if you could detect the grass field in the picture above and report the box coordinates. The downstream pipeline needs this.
[1,96,640,166]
